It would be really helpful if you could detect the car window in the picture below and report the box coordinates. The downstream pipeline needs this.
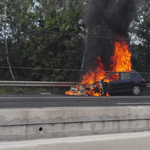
[121,73,131,80]
[104,73,119,83]
[109,73,119,81]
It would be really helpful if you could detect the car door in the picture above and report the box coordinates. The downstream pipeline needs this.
[106,73,119,94]
[117,72,132,92]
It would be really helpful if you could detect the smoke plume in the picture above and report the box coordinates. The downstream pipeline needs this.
[84,0,137,70]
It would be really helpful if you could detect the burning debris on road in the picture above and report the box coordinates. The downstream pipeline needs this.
[65,81,104,96]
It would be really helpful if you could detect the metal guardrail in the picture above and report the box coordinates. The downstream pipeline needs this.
[0,81,78,87]
[0,81,148,87]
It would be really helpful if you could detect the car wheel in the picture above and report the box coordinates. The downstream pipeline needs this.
[132,85,141,96]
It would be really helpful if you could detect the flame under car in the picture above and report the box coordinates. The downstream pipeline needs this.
[67,71,146,96]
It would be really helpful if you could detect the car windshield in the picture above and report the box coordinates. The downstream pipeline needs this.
[103,72,116,80]
[103,73,119,83]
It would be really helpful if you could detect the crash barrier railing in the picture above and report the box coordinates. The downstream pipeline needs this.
[0,81,78,87]
[0,81,149,87]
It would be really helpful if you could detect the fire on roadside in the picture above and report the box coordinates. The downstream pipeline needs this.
[65,38,132,96]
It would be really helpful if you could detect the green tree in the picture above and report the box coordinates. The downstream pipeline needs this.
[0,0,87,81]
[0,0,36,80]
[132,0,150,72]
[25,2,85,81]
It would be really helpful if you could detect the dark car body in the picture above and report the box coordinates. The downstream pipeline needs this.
[101,71,146,95]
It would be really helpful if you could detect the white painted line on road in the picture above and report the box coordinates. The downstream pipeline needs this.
[40,93,52,95]
[118,103,150,105]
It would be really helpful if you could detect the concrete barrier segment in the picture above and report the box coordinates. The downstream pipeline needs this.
[0,131,150,150]
[1,106,150,141]
[1,106,150,125]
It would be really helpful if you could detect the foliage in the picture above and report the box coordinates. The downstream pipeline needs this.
[132,0,150,72]
[0,0,87,81]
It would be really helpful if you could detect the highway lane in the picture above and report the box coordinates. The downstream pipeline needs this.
[0,94,149,108]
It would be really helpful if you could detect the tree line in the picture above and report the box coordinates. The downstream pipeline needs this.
[0,0,149,82]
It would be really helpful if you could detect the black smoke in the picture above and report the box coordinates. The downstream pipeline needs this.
[83,0,137,70]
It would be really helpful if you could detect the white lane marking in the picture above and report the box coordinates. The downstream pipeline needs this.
[117,103,150,105]
[40,93,52,95]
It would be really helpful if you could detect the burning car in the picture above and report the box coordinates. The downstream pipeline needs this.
[101,71,146,96]
[66,71,146,96]
[65,39,146,96]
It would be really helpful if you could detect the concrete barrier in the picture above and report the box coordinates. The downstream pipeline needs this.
[0,132,150,150]
[1,106,150,141]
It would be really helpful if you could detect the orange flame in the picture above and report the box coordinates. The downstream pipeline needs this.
[110,39,132,72]
[106,93,110,97]
[65,38,132,96]
[80,57,106,87]
[65,91,74,95]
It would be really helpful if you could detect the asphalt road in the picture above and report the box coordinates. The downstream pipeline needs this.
[0,94,149,108]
